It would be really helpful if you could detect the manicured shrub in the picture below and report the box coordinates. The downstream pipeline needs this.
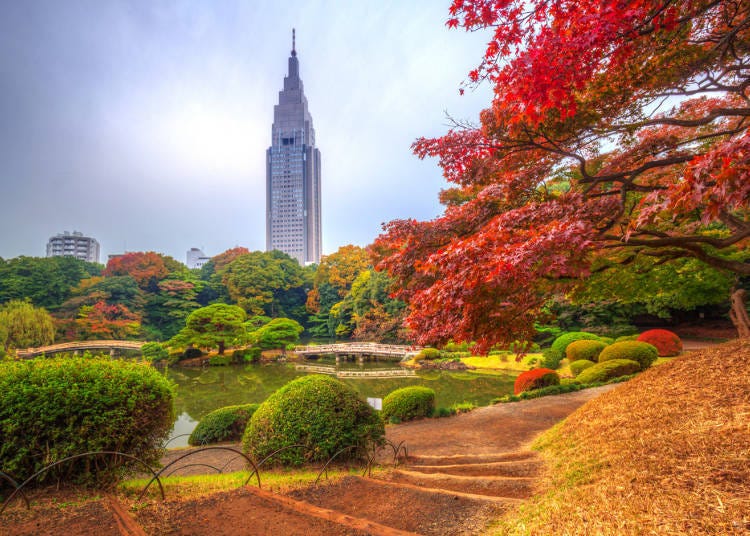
[514,368,560,395]
[598,341,658,370]
[566,340,608,363]
[141,342,168,362]
[541,347,564,369]
[576,359,641,384]
[415,348,440,361]
[0,358,174,483]
[569,359,596,377]
[382,386,436,422]
[637,329,683,357]
[189,404,259,446]
[242,375,384,466]
[183,347,203,360]
[551,332,602,357]
[208,355,231,366]
[615,334,639,342]
[443,341,470,353]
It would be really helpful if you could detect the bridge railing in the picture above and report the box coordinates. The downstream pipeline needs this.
[294,342,422,356]
[17,340,145,358]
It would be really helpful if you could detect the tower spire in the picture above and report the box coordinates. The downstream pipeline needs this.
[291,28,296,57]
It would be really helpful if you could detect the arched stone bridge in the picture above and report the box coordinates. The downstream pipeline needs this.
[293,342,421,362]
[16,340,145,359]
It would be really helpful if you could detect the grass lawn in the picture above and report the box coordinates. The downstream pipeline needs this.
[461,353,542,372]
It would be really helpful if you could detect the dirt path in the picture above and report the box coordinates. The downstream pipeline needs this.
[1,385,618,535]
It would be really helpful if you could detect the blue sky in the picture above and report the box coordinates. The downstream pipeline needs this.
[0,1,491,263]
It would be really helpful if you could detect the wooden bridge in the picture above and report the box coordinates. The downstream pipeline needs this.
[16,340,145,359]
[294,363,416,378]
[293,342,421,362]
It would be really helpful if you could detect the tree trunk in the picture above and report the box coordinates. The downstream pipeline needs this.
[218,341,225,355]
[729,288,750,339]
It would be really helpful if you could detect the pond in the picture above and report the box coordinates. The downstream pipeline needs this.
[163,360,518,447]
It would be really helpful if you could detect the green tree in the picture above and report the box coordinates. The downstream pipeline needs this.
[0,300,56,352]
[222,251,309,322]
[253,317,304,351]
[172,304,247,355]
[0,256,100,310]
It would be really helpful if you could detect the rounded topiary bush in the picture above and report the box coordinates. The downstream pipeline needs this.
[0,358,174,483]
[598,341,658,370]
[551,332,601,357]
[569,359,596,377]
[575,359,641,384]
[415,348,440,361]
[141,341,168,362]
[189,403,259,446]
[382,386,436,422]
[242,375,384,466]
[514,368,560,395]
[637,329,682,357]
[566,340,608,363]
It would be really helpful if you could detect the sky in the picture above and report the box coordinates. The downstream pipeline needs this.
[0,0,492,263]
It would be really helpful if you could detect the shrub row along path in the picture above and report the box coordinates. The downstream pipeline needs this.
[4,385,617,536]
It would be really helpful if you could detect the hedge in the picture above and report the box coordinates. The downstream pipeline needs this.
[569,359,596,377]
[551,332,601,357]
[242,375,384,466]
[0,358,174,483]
[637,329,682,357]
[598,341,658,370]
[414,348,440,361]
[189,404,259,446]
[566,340,608,363]
[575,359,641,384]
[514,368,560,395]
[382,386,436,422]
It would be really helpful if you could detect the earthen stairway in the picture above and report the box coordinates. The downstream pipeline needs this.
[286,450,543,535]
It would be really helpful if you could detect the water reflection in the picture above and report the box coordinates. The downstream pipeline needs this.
[163,362,516,447]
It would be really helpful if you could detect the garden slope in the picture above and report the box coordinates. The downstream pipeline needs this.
[496,339,750,535]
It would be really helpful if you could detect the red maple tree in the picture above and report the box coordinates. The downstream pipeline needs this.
[374,0,750,349]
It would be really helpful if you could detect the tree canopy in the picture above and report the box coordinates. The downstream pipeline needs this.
[374,0,750,350]
[0,300,55,351]
[172,303,247,355]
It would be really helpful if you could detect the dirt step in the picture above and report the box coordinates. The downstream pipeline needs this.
[287,475,514,536]
[386,469,536,499]
[406,451,537,466]
[405,459,542,478]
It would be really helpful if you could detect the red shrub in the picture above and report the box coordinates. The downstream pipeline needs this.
[513,368,560,395]
[636,329,683,357]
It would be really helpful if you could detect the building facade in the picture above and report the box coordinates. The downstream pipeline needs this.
[46,231,100,263]
[266,30,322,265]
[186,247,210,269]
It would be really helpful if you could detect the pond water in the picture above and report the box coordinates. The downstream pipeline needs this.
[163,360,518,447]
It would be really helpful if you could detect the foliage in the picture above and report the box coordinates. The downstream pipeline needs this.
[243,375,384,466]
[566,340,608,363]
[0,358,174,483]
[381,386,436,422]
[0,256,100,310]
[576,359,642,384]
[541,347,564,370]
[221,250,309,323]
[498,374,635,402]
[188,404,259,446]
[141,341,168,362]
[75,300,141,340]
[514,368,560,395]
[0,300,55,352]
[103,251,174,291]
[415,348,440,361]
[373,0,750,350]
[569,359,596,377]
[171,304,247,355]
[253,317,303,350]
[208,355,231,366]
[183,347,203,360]
[599,341,659,370]
[551,332,602,357]
[637,329,683,357]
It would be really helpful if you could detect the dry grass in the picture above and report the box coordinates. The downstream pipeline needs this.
[494,339,750,535]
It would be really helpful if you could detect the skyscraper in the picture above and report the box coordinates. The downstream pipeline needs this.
[266,30,322,265]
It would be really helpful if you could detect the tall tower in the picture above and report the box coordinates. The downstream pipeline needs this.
[266,29,322,265]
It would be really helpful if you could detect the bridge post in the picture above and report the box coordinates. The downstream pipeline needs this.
[358,354,364,365]
[74,350,80,357]
[110,348,116,358]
